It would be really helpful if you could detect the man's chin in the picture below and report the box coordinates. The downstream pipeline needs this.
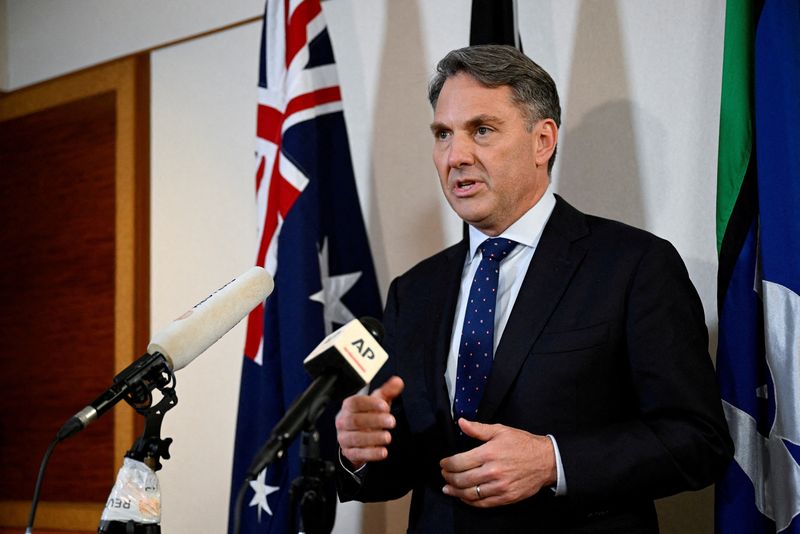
[452,209,484,227]
[459,215,500,236]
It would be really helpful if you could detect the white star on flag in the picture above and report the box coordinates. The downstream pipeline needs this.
[309,237,361,334]
[249,468,280,522]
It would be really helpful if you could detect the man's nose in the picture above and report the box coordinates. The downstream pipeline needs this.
[447,134,475,168]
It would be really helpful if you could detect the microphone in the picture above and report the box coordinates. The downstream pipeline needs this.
[246,317,388,477]
[58,266,274,440]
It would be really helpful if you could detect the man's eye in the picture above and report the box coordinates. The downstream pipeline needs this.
[476,126,490,136]
[436,131,451,140]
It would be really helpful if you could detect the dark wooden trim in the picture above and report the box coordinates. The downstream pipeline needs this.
[149,15,261,52]
[0,54,150,531]
[132,53,151,439]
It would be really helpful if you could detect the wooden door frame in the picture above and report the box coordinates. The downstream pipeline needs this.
[0,55,150,531]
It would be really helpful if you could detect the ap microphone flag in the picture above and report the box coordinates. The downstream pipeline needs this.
[245,318,388,479]
[228,1,382,533]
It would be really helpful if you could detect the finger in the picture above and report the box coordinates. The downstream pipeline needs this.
[336,410,396,432]
[440,448,483,474]
[338,428,392,449]
[442,483,476,502]
[439,465,481,490]
[442,480,496,503]
[443,482,510,509]
[371,376,404,404]
[340,393,393,415]
[457,418,500,441]
[341,445,390,465]
[338,424,393,467]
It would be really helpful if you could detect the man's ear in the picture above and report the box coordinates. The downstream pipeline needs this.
[534,119,558,168]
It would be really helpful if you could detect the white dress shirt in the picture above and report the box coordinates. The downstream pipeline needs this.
[444,186,567,495]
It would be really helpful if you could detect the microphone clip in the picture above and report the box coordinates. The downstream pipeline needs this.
[96,363,178,533]
[116,352,174,413]
[126,382,178,472]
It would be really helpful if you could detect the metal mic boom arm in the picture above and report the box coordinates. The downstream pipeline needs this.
[245,373,338,478]
[58,352,172,440]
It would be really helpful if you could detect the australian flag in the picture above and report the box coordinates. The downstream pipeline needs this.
[228,1,382,533]
[715,0,800,532]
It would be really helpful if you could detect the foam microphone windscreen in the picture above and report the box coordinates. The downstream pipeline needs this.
[147,266,274,371]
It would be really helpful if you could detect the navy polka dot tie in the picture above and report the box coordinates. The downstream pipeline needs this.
[453,238,518,426]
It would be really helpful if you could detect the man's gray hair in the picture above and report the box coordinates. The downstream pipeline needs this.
[428,45,561,173]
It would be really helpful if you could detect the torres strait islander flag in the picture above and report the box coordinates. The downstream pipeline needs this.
[714,0,800,532]
[228,1,381,533]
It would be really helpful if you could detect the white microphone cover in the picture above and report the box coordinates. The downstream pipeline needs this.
[148,266,274,371]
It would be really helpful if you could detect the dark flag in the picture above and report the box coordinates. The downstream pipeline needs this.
[714,0,800,532]
[470,0,521,48]
[228,1,382,533]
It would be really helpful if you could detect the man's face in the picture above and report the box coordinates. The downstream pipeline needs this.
[431,73,552,236]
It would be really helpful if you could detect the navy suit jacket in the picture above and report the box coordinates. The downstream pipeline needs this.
[338,196,733,533]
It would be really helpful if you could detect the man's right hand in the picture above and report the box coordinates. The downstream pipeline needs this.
[336,376,405,470]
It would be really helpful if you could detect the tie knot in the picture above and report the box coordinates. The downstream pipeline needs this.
[479,238,518,262]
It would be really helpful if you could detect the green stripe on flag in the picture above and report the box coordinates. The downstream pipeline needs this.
[716,0,756,253]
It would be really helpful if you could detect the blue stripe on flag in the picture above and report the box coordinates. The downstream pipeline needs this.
[716,1,800,532]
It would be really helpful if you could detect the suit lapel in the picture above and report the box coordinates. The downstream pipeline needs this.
[398,240,466,440]
[431,242,467,441]
[427,240,467,412]
[478,196,590,421]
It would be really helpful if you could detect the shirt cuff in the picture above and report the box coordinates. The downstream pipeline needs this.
[338,448,368,484]
[546,434,568,496]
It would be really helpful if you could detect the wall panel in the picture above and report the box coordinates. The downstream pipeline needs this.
[0,56,149,531]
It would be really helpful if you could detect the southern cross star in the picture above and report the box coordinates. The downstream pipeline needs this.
[309,237,361,334]
[249,468,280,522]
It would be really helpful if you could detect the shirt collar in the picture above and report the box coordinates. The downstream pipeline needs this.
[467,185,556,261]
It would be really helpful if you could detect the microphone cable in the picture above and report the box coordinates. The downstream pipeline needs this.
[25,433,62,534]
[231,472,253,534]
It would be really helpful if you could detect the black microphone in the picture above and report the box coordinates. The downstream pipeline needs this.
[57,267,274,440]
[246,317,387,478]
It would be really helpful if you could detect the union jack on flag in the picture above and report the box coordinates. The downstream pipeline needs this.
[228,1,382,532]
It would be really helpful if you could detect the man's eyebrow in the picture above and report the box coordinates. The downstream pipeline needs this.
[465,114,504,128]
[430,115,505,133]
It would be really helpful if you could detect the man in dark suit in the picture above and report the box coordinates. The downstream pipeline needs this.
[335,45,733,533]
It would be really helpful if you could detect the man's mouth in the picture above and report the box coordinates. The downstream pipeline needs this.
[452,178,483,196]
[457,180,475,190]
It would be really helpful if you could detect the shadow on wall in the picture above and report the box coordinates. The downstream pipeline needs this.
[558,99,646,228]
[369,0,446,291]
[558,3,715,534]
[682,255,720,360]
[555,0,644,229]
[362,0,430,532]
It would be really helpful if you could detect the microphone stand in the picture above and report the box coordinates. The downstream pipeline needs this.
[97,370,178,534]
[234,375,338,534]
[287,425,336,534]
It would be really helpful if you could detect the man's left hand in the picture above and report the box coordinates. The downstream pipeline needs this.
[439,418,557,508]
